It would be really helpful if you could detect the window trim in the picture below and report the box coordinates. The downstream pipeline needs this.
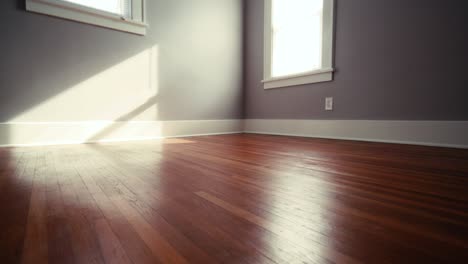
[263,0,335,89]
[26,0,147,35]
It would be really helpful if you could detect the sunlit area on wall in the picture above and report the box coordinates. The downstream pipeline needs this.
[271,0,323,77]
[8,45,161,145]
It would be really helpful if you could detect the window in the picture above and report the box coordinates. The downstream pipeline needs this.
[263,0,335,89]
[26,0,147,35]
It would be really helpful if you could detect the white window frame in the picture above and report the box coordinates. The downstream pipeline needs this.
[26,0,147,35]
[263,0,335,89]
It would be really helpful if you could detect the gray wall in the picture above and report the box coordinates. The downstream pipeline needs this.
[2,0,467,124]
[244,0,468,120]
[0,0,243,122]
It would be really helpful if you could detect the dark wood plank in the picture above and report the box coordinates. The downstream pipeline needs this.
[21,150,48,264]
[0,150,33,264]
[93,219,133,264]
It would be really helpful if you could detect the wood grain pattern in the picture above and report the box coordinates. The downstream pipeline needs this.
[0,134,467,263]
[94,219,132,264]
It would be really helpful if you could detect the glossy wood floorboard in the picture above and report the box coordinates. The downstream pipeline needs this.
[0,134,467,264]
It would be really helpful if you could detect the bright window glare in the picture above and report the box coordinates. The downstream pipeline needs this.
[64,0,129,16]
[272,0,323,77]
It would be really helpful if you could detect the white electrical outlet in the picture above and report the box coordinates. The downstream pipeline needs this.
[325,97,333,111]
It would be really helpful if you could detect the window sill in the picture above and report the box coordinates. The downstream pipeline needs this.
[262,68,334,89]
[26,0,147,35]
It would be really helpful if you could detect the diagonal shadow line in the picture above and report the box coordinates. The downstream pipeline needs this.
[87,95,159,142]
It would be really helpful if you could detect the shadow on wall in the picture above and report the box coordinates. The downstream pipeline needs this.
[0,0,243,146]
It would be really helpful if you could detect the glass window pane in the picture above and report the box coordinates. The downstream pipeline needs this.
[271,0,323,77]
[63,0,131,17]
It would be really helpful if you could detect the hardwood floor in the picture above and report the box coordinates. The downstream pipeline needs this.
[0,134,467,264]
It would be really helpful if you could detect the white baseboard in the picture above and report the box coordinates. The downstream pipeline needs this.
[244,119,468,149]
[0,120,243,147]
[2,119,467,149]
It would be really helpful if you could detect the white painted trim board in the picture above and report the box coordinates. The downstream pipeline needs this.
[0,120,243,147]
[1,119,467,149]
[244,119,468,149]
